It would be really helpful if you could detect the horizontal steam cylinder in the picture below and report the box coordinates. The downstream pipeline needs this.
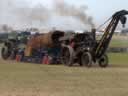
[25,30,64,56]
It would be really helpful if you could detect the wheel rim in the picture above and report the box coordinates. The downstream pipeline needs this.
[61,46,74,66]
[3,48,8,56]
[82,54,89,64]
[81,52,92,67]
[99,55,108,67]
[1,47,10,60]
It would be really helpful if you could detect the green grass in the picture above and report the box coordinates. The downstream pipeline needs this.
[0,53,128,96]
[109,53,128,65]
[97,35,128,47]
[110,40,128,47]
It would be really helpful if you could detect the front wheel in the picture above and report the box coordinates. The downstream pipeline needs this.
[81,52,92,67]
[98,54,109,68]
[61,46,75,66]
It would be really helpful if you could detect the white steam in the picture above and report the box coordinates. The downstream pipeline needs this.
[0,0,95,32]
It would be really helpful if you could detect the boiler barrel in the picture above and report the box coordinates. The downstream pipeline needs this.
[24,31,64,56]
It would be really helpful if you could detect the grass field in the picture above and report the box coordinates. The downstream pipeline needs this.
[109,53,128,65]
[97,35,128,47]
[110,39,128,47]
[0,53,128,96]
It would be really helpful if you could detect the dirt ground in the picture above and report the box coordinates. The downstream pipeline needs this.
[0,58,128,96]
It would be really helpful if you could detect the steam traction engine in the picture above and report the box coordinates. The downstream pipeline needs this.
[1,30,64,64]
[60,31,95,66]
[60,10,128,67]
[1,31,31,60]
[18,30,64,64]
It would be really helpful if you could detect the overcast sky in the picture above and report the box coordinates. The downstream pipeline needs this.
[1,0,128,30]
[26,0,128,25]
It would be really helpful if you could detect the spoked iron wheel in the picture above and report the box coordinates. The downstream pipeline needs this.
[98,54,109,68]
[1,46,11,60]
[61,46,74,66]
[81,52,92,67]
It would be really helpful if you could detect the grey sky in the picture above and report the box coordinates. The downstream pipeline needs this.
[26,0,128,25]
[1,0,128,30]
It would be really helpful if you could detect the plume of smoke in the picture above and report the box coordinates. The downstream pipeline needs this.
[0,0,95,31]
[54,1,95,28]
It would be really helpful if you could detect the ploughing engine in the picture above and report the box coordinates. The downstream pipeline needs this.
[16,30,64,64]
[60,10,128,67]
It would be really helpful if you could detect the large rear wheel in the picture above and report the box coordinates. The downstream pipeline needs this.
[81,52,92,67]
[61,46,74,66]
[1,46,11,60]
